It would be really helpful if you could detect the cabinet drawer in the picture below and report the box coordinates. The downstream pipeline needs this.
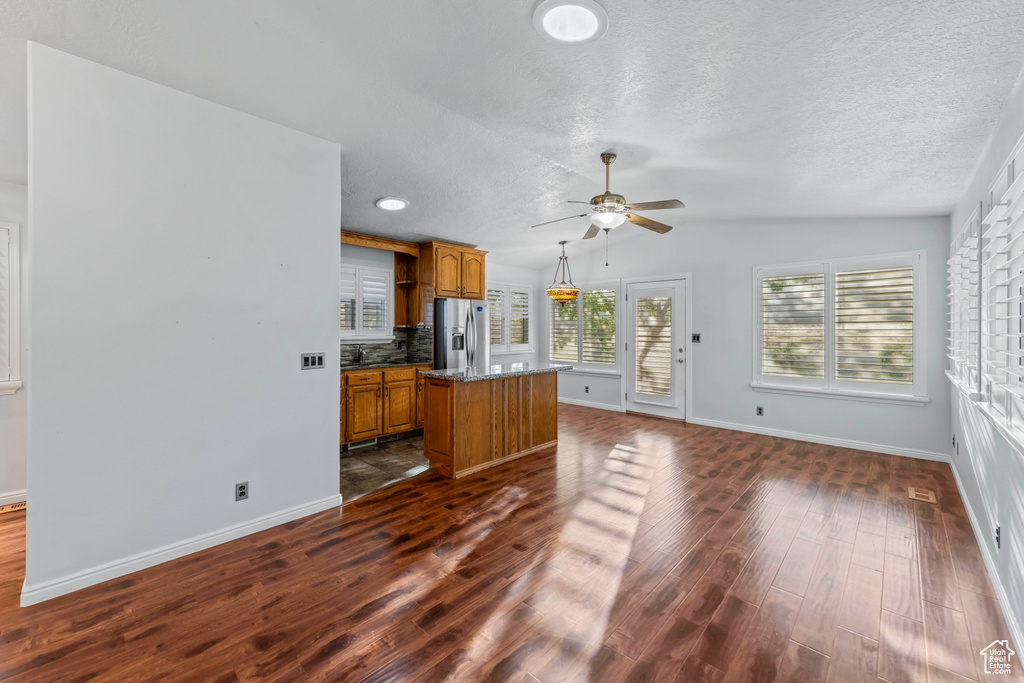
[346,370,383,385]
[384,367,417,383]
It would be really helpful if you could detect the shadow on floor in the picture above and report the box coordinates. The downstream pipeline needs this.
[340,436,428,503]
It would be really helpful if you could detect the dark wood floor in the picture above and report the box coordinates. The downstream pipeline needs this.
[0,405,1020,682]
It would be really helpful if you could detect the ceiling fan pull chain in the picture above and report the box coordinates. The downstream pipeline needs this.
[605,229,609,266]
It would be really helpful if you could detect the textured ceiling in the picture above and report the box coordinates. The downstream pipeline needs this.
[2,0,1024,266]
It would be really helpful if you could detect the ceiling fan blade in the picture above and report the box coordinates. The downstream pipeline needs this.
[531,213,589,228]
[625,213,673,234]
[567,200,593,205]
[622,199,685,212]
[582,224,600,240]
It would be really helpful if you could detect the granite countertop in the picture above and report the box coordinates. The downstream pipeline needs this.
[419,363,573,382]
[340,361,433,371]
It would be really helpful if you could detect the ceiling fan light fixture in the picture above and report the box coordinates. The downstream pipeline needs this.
[546,241,581,306]
[533,0,608,44]
[590,211,627,229]
[375,197,409,211]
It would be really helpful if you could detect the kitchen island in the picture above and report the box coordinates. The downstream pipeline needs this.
[420,363,570,478]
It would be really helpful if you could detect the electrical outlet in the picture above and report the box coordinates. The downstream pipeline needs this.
[995,524,1001,549]
[585,386,590,393]
[301,352,325,370]
[756,406,764,416]
[692,333,701,343]
[236,482,249,501]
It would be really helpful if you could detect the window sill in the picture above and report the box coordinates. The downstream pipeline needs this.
[340,336,395,345]
[556,366,621,377]
[750,382,928,406]
[492,349,534,357]
[0,380,22,396]
[944,370,982,401]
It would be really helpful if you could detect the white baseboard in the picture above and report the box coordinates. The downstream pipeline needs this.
[0,489,26,506]
[20,494,341,606]
[558,397,625,413]
[948,462,1024,655]
[687,416,950,463]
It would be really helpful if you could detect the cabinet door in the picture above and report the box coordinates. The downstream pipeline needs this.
[434,245,462,297]
[348,384,383,441]
[383,380,415,434]
[415,377,426,428]
[461,252,485,299]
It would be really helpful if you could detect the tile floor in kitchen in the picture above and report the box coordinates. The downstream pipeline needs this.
[339,436,429,503]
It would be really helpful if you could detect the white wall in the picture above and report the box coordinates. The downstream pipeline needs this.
[947,70,1024,651]
[23,43,341,604]
[0,180,27,505]
[542,216,951,458]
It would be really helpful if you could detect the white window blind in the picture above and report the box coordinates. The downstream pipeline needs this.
[0,223,21,394]
[582,289,616,364]
[489,283,532,354]
[947,206,981,395]
[550,297,578,362]
[488,287,507,347]
[635,295,672,395]
[761,274,825,379]
[754,253,924,404]
[835,267,914,384]
[981,138,1024,425]
[510,287,530,348]
[340,265,393,341]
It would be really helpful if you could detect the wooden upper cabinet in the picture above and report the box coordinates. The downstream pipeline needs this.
[461,251,485,299]
[434,245,462,297]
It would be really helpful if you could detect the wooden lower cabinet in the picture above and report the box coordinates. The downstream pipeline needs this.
[347,383,383,441]
[423,371,558,478]
[383,379,415,434]
[415,376,426,428]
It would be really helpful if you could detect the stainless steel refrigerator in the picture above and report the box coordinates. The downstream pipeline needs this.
[433,298,490,371]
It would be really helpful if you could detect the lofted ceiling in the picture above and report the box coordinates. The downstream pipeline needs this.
[2,1,1024,266]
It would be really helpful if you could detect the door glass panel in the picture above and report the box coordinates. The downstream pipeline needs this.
[635,296,672,396]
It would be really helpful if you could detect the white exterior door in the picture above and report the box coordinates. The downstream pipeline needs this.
[625,279,686,419]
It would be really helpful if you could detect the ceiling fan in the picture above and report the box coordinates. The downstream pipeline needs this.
[532,152,684,239]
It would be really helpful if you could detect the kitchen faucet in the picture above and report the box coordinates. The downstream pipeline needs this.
[355,344,364,364]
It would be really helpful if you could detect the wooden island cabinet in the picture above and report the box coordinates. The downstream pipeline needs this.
[420,364,569,478]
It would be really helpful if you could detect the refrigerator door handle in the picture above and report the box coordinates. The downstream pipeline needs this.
[466,308,475,367]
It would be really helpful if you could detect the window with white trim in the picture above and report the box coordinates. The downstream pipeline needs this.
[0,223,21,395]
[340,265,394,343]
[753,252,926,404]
[549,287,616,367]
[487,283,532,354]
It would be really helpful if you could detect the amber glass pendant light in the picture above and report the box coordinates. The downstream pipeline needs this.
[545,240,580,306]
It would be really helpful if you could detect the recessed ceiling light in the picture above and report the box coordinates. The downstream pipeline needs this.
[375,197,409,211]
[533,0,608,45]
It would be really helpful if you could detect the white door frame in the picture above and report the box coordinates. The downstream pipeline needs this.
[620,273,693,421]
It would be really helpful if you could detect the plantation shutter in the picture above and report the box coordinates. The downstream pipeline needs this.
[550,297,578,362]
[635,295,672,395]
[487,287,507,348]
[761,273,825,379]
[510,287,530,348]
[582,289,616,364]
[0,227,9,381]
[981,143,1024,424]
[340,266,357,333]
[835,267,914,384]
[360,270,389,333]
[948,208,981,392]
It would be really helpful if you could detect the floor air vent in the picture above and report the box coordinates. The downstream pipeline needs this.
[346,438,379,450]
[0,501,26,515]
[908,487,937,504]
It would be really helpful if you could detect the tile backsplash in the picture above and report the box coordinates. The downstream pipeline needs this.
[341,327,433,367]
